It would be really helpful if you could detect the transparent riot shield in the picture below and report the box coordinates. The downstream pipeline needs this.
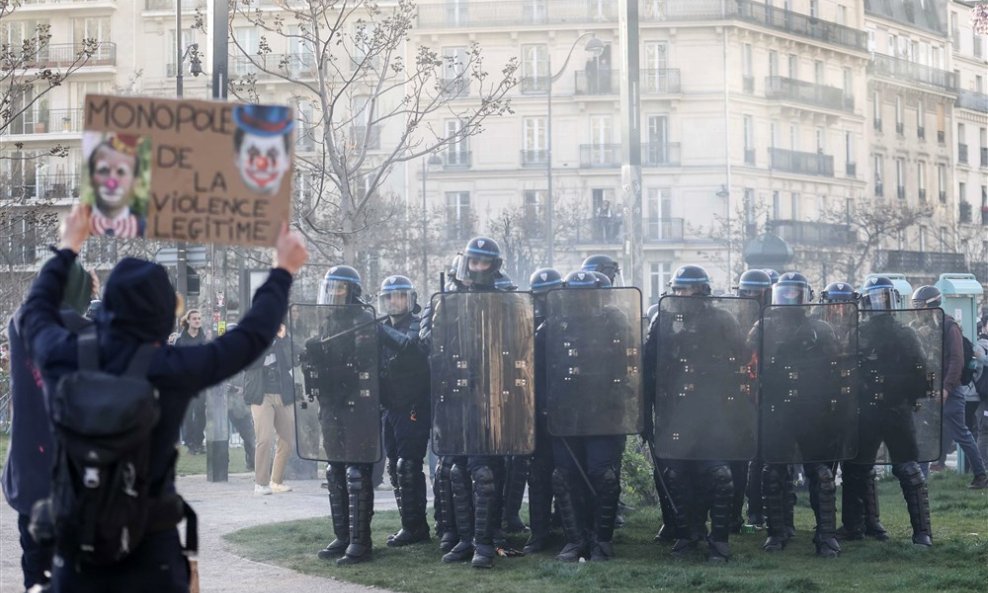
[544,287,643,437]
[289,303,381,464]
[430,291,535,456]
[759,303,858,464]
[857,308,943,464]
[653,296,759,460]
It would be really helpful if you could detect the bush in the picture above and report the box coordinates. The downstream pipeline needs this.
[621,436,658,506]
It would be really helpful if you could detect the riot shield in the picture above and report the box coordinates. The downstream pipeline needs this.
[759,303,858,464]
[653,296,759,460]
[857,309,943,464]
[289,303,381,464]
[544,287,643,437]
[430,291,535,456]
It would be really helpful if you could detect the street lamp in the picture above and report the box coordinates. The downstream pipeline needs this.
[545,34,605,266]
[421,153,443,292]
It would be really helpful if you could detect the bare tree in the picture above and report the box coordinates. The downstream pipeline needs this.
[228,0,517,270]
[486,196,583,286]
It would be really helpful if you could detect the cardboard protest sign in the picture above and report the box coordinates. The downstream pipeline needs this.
[80,94,294,246]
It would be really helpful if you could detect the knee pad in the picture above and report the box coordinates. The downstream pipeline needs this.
[450,462,470,486]
[552,468,572,494]
[397,457,422,480]
[473,465,496,495]
[705,465,734,493]
[892,462,924,488]
[763,464,785,484]
[346,465,364,482]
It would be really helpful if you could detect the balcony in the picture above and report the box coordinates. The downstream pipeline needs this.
[744,148,756,165]
[520,76,549,94]
[439,77,471,98]
[417,1,617,28]
[145,0,204,9]
[644,218,685,242]
[956,90,988,113]
[874,119,882,132]
[520,149,548,167]
[846,162,856,177]
[6,174,80,201]
[642,69,681,94]
[350,126,381,150]
[580,144,621,168]
[939,191,946,202]
[229,53,318,80]
[771,220,855,246]
[937,130,945,144]
[574,70,617,96]
[958,143,968,164]
[642,142,681,166]
[875,250,967,275]
[574,216,622,245]
[875,182,884,197]
[869,54,957,93]
[768,147,834,177]
[764,76,851,112]
[5,109,83,136]
[443,150,472,169]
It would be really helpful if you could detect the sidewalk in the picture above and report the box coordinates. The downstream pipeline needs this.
[1,472,400,593]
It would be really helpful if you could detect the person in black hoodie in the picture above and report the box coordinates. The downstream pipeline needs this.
[18,204,307,593]
[2,259,92,593]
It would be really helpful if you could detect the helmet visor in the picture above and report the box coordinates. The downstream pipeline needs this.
[457,255,496,288]
[318,279,351,305]
[772,284,809,306]
[864,286,896,310]
[379,288,415,316]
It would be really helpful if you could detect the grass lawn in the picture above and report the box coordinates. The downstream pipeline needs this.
[225,472,987,593]
[175,444,249,476]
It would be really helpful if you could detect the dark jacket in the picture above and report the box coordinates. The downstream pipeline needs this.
[1,310,88,515]
[943,315,964,394]
[19,250,291,497]
[174,328,206,348]
[379,313,429,412]
[243,336,294,406]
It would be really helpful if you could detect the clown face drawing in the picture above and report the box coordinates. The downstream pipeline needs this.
[85,132,146,238]
[232,104,294,195]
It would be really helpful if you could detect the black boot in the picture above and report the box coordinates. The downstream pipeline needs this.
[389,458,431,547]
[746,459,765,527]
[784,467,796,539]
[590,466,621,561]
[502,456,530,534]
[894,462,932,547]
[337,465,373,565]
[808,464,839,559]
[442,462,475,562]
[728,461,748,535]
[318,465,350,560]
[664,465,698,559]
[837,463,866,541]
[862,467,889,541]
[762,465,787,552]
[654,464,677,543]
[552,469,588,562]
[386,457,402,543]
[434,457,458,553]
[523,453,553,554]
[471,465,498,569]
[705,464,733,563]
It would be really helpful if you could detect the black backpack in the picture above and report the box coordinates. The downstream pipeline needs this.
[960,335,977,386]
[31,329,167,566]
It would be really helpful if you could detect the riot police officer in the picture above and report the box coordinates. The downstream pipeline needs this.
[550,270,628,562]
[581,254,621,285]
[378,275,433,548]
[314,265,379,565]
[523,267,563,554]
[649,265,738,563]
[759,273,843,558]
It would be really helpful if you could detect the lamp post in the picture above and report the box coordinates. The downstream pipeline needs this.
[175,5,202,301]
[421,153,443,292]
[717,184,731,281]
[546,34,604,267]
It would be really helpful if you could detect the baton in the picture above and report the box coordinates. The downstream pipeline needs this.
[642,435,679,517]
[319,314,389,343]
[561,438,597,498]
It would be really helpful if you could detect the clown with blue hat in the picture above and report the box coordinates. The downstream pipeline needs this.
[233,104,295,194]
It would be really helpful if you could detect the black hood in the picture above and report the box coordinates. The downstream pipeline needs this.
[98,257,176,343]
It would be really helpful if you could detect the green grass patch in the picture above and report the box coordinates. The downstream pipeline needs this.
[226,473,988,593]
[174,445,249,476]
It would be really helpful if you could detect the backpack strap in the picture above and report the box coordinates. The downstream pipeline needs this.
[124,344,157,378]
[77,326,99,371]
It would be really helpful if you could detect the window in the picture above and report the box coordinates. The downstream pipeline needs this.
[445,192,472,240]
[648,262,671,304]
[959,182,966,205]
[873,91,882,130]
[919,227,926,252]
[352,23,379,70]
[788,54,798,79]
[937,164,946,201]
[743,115,755,164]
[866,28,876,53]
[959,122,968,163]
[917,161,926,200]
[895,96,903,134]
[646,188,673,239]
[772,191,781,219]
[646,115,670,163]
[816,128,826,152]
[814,61,824,86]
[789,124,798,151]
[523,190,545,236]
[873,154,884,196]
[895,158,905,198]
[842,68,852,98]
[917,101,925,139]
[523,117,546,151]
[742,43,753,91]
[809,0,818,18]
[768,51,778,78]
[643,42,669,92]
[232,27,258,76]
[770,121,778,148]
[445,119,469,165]
[442,46,468,81]
[73,17,110,43]
[837,5,847,26]
[520,44,548,92]
[936,103,945,141]
[790,192,799,219]
[939,227,948,250]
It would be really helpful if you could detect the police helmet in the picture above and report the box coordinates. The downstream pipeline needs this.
[646,302,659,322]
[737,269,773,304]
[771,272,813,306]
[495,273,518,291]
[319,265,362,305]
[529,268,563,294]
[591,271,612,288]
[581,254,620,283]
[379,275,416,316]
[564,270,606,288]
[820,282,860,304]
[669,265,712,296]
[911,285,942,309]
[455,236,502,288]
[762,268,780,285]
